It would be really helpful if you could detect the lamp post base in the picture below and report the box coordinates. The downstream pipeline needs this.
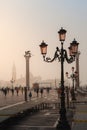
[72,96,76,101]
[56,120,71,130]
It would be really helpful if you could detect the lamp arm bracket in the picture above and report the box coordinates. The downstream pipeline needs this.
[43,47,61,62]
[64,49,75,63]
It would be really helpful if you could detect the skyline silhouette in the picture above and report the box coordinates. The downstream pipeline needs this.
[0,0,87,86]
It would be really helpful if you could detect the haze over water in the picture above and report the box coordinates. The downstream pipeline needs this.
[0,0,87,86]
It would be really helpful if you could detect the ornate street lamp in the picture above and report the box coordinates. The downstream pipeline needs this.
[70,39,79,55]
[39,40,48,61]
[39,27,78,130]
[69,39,80,89]
[66,67,78,101]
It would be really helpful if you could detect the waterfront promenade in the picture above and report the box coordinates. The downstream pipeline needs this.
[0,89,36,107]
[0,89,59,127]
[0,88,86,130]
[72,94,87,130]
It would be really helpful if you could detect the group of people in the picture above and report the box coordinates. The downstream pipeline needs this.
[0,87,51,101]
[28,88,44,100]
[0,87,24,97]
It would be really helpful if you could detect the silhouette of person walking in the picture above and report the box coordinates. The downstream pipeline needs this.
[29,91,32,100]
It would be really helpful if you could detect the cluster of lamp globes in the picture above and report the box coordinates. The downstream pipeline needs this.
[39,27,79,59]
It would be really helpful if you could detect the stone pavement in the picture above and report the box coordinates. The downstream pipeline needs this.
[5,107,59,130]
[0,89,60,130]
[0,90,86,130]
[0,104,74,130]
[71,96,87,130]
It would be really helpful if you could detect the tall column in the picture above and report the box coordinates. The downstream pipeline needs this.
[76,51,80,88]
[24,51,31,101]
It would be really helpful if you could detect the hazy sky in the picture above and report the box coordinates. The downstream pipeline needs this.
[0,0,87,85]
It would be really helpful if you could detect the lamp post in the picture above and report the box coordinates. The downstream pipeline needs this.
[66,67,78,101]
[76,51,80,88]
[39,28,79,130]
[24,51,31,101]
[65,86,69,108]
